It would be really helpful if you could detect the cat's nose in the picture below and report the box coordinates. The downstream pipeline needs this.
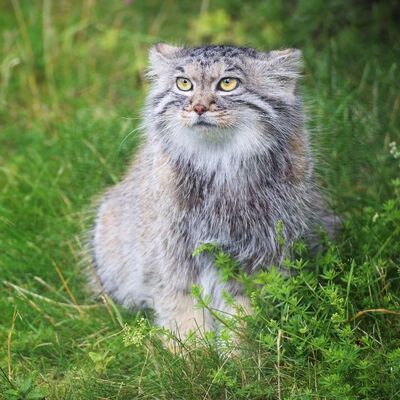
[193,104,207,115]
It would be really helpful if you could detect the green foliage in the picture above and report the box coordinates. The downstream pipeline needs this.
[2,374,48,400]
[1,0,399,399]
[193,242,241,282]
[88,351,115,375]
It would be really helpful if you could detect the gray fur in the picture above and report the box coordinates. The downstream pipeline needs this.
[90,44,335,335]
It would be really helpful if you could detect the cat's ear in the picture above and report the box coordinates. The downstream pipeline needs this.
[262,48,303,93]
[147,43,183,79]
[151,43,182,59]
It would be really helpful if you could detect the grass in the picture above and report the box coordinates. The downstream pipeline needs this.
[0,0,399,398]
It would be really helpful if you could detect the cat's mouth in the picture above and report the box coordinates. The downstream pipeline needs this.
[192,120,216,128]
[180,110,234,130]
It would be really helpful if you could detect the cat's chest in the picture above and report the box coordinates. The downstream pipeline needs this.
[177,178,275,236]
[167,162,303,242]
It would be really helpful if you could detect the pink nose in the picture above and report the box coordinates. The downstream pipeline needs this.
[193,104,207,115]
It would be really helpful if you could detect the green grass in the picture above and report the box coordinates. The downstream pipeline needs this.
[1,1,400,398]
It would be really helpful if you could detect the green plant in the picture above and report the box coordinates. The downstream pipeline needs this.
[1,373,47,400]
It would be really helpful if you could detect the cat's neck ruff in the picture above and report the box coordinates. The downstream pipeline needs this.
[148,122,276,178]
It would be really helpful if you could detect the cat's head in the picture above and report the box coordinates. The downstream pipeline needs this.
[145,44,304,166]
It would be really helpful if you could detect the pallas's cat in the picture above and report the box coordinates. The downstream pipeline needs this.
[91,44,335,336]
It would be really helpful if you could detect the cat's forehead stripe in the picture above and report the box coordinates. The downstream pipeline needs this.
[175,62,245,80]
[186,45,259,59]
[174,47,254,77]
[225,65,245,75]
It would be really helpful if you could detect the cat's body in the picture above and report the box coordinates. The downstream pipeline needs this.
[91,44,335,334]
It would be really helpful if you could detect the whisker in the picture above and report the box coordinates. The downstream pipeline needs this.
[118,126,143,150]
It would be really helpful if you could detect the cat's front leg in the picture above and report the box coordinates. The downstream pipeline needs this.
[152,285,214,340]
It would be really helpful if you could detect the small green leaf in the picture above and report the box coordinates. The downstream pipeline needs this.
[27,387,49,399]
[18,376,33,394]
[88,351,104,363]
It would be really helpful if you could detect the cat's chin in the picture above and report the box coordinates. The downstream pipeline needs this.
[188,120,235,132]
[192,120,216,128]
[180,112,235,131]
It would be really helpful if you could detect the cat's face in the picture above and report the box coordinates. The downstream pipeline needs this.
[171,61,243,131]
[145,44,303,163]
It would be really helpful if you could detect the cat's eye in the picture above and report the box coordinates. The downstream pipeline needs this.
[176,77,193,91]
[218,77,239,92]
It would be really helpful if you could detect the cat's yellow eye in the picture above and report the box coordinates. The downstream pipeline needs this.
[218,77,239,92]
[176,77,193,91]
